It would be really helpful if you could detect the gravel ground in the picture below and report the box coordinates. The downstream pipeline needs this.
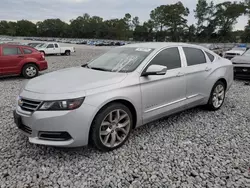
[0,46,250,188]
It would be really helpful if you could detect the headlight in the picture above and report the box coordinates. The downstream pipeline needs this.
[38,97,85,111]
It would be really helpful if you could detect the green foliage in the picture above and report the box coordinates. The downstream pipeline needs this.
[0,1,249,42]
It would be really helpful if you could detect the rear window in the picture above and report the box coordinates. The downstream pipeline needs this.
[3,47,22,56]
[23,48,33,54]
[183,47,206,66]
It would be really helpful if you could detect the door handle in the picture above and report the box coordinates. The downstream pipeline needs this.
[205,67,212,72]
[176,72,185,77]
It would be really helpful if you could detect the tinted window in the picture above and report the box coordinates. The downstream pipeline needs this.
[3,47,22,55]
[205,51,215,62]
[23,48,33,54]
[148,47,181,70]
[183,47,206,66]
[54,44,58,48]
[47,44,54,48]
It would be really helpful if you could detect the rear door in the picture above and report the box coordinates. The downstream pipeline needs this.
[0,46,23,75]
[181,47,213,107]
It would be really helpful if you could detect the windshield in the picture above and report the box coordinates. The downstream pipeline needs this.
[87,47,154,72]
[242,49,250,57]
[37,43,46,48]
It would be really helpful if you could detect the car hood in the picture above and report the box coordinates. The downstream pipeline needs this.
[225,50,245,55]
[232,56,250,64]
[24,67,127,94]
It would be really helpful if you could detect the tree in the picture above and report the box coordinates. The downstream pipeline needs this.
[164,2,190,42]
[194,0,217,41]
[194,0,209,34]
[16,20,37,36]
[132,16,140,30]
[242,20,250,42]
[150,5,165,31]
[215,1,247,41]
[37,19,68,37]
[0,21,17,36]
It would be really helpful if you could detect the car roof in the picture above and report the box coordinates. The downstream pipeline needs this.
[0,44,38,50]
[124,42,208,51]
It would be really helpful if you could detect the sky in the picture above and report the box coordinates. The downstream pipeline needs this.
[0,0,248,30]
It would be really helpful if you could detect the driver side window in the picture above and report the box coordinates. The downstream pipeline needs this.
[147,47,181,70]
[47,44,54,48]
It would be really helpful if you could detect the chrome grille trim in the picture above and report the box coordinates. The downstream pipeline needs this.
[19,98,42,112]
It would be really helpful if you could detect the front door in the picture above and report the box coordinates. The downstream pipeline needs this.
[0,46,23,75]
[45,44,55,54]
[54,43,61,54]
[140,47,187,124]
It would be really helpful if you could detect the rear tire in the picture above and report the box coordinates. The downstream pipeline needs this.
[22,64,39,79]
[90,103,133,152]
[206,81,226,111]
[65,51,70,56]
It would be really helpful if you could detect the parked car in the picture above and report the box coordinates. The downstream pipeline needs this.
[14,43,233,151]
[36,43,75,56]
[200,43,223,57]
[232,49,250,79]
[224,45,247,60]
[0,44,48,78]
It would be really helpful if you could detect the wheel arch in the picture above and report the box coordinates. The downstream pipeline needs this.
[216,78,227,91]
[88,98,138,144]
[21,62,39,73]
[92,99,137,129]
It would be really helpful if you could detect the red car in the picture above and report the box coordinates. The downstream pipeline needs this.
[0,44,48,78]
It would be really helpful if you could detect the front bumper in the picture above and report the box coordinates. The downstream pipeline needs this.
[14,102,97,147]
[233,64,250,79]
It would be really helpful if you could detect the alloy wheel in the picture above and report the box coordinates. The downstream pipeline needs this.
[99,109,131,148]
[212,84,225,108]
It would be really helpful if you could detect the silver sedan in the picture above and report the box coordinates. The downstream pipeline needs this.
[14,43,233,151]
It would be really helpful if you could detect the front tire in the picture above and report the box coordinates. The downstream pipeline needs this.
[90,103,133,152]
[206,81,226,111]
[22,64,38,79]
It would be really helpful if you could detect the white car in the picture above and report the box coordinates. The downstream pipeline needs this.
[36,43,75,56]
[224,46,247,60]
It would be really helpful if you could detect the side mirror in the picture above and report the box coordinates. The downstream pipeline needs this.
[142,64,167,76]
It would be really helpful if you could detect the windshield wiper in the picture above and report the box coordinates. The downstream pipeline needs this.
[90,67,109,72]
[81,64,90,68]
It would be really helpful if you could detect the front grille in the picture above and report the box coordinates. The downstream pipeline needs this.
[20,98,42,112]
[234,67,250,73]
[20,124,32,134]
